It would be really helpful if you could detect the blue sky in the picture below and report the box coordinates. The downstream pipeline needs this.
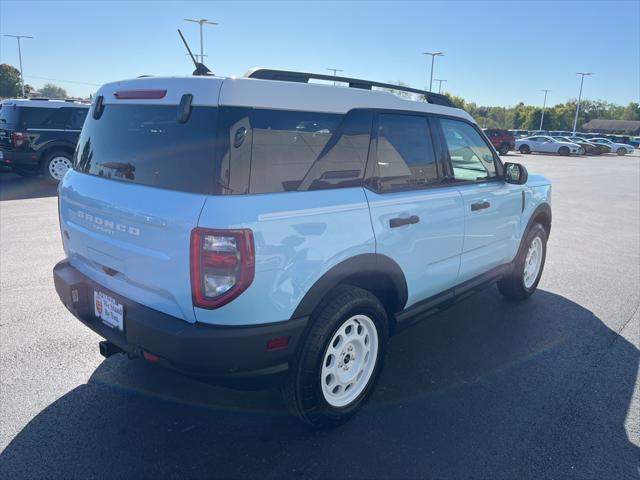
[1,0,638,106]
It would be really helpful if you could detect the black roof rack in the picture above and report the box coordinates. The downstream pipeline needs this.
[246,68,455,108]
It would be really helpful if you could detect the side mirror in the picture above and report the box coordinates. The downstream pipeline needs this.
[504,162,528,185]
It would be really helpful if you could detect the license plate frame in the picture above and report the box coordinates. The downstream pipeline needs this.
[93,290,124,332]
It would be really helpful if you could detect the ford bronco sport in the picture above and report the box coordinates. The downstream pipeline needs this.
[54,69,552,428]
[0,98,89,182]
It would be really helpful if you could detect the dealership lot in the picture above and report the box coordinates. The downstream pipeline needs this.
[0,152,638,479]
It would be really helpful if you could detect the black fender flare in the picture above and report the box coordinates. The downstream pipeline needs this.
[525,202,552,238]
[39,141,76,163]
[291,253,408,319]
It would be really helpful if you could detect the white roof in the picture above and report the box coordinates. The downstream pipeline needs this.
[1,98,89,109]
[95,73,474,122]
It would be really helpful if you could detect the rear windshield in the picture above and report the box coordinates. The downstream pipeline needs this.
[74,104,217,194]
[0,104,20,125]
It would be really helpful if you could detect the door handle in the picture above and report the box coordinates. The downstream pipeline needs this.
[471,201,491,211]
[389,215,420,228]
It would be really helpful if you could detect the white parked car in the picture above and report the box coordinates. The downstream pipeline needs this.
[588,138,634,156]
[515,136,581,156]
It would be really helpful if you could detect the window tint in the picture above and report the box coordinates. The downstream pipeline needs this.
[66,108,88,129]
[74,104,217,194]
[371,113,439,192]
[440,118,497,182]
[21,107,69,128]
[0,104,20,124]
[247,109,370,193]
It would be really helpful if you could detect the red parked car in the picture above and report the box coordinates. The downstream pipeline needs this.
[483,128,516,155]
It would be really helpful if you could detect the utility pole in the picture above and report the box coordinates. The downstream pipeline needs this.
[3,34,33,98]
[540,89,551,131]
[434,78,447,94]
[327,68,344,86]
[184,18,218,62]
[423,51,444,92]
[573,73,592,135]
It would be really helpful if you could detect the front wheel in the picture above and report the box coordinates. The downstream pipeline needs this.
[281,285,389,428]
[41,151,73,183]
[519,144,530,154]
[616,147,627,156]
[558,146,570,156]
[498,223,547,300]
[499,144,510,155]
[578,147,585,155]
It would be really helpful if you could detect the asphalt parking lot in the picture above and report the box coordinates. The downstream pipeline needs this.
[0,152,638,479]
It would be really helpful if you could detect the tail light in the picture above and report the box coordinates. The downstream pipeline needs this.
[11,132,26,148]
[190,228,255,309]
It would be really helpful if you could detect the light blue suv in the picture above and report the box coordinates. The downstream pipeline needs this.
[53,69,551,427]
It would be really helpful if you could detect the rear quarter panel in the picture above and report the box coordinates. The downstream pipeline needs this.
[195,188,375,325]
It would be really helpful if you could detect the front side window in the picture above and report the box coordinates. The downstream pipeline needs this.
[371,113,439,192]
[440,118,497,182]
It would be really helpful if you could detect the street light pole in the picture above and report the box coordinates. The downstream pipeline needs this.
[434,78,447,94]
[423,51,444,92]
[572,72,592,135]
[3,34,33,98]
[327,68,344,86]
[540,89,551,131]
[184,18,218,62]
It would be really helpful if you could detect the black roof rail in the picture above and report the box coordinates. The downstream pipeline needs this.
[245,68,455,108]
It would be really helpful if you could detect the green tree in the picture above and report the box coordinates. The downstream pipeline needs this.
[0,64,23,98]
[39,83,68,98]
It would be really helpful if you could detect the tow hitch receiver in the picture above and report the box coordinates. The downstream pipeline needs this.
[99,340,124,359]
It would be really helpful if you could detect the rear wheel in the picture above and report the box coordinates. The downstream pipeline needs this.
[499,143,510,155]
[558,146,570,156]
[498,223,547,300]
[41,151,73,183]
[616,147,626,156]
[519,144,530,154]
[281,285,389,428]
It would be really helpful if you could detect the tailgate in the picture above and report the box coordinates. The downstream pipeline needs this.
[59,170,206,323]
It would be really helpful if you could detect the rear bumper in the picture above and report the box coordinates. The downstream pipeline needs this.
[0,148,38,167]
[53,260,308,387]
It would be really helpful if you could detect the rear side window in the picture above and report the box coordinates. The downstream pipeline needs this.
[74,104,217,194]
[439,118,497,182]
[21,107,69,128]
[370,113,439,192]
[218,108,372,194]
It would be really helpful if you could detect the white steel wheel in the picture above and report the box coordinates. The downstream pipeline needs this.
[523,235,543,289]
[48,156,72,180]
[321,314,379,408]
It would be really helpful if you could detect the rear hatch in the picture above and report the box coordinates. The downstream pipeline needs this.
[59,77,223,323]
[0,102,20,151]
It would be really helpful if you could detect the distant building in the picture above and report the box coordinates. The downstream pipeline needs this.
[582,119,640,135]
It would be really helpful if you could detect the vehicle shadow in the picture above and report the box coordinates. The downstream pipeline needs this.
[0,289,637,479]
[0,173,58,201]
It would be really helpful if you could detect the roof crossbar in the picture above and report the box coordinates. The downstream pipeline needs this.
[245,68,455,108]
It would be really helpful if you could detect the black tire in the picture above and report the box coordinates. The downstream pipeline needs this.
[519,144,530,154]
[558,146,570,156]
[616,147,626,156]
[499,144,510,155]
[591,147,601,155]
[281,285,389,429]
[41,150,73,183]
[498,223,547,301]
